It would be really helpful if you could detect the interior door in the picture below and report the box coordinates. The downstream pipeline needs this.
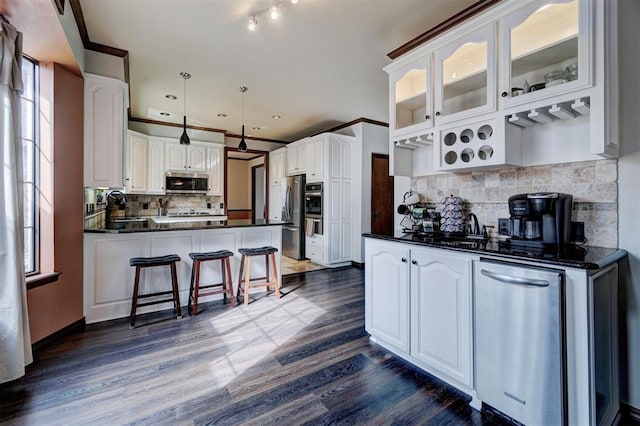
[371,154,394,235]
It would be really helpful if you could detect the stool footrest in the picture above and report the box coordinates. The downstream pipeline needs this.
[136,298,178,308]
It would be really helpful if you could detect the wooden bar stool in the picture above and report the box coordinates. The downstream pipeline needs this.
[236,246,280,305]
[129,254,182,328]
[188,250,236,315]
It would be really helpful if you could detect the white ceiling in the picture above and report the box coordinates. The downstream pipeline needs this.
[79,0,477,142]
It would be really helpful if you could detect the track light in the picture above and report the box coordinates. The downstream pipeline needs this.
[247,0,299,31]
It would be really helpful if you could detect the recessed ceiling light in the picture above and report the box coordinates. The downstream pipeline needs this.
[165,94,177,100]
[217,113,227,118]
[252,126,261,130]
[160,112,170,116]
[272,115,281,119]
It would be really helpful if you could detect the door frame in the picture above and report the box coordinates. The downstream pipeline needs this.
[224,147,269,218]
[371,153,394,235]
[251,164,266,220]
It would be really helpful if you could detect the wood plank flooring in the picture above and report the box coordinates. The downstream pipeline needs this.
[0,266,510,425]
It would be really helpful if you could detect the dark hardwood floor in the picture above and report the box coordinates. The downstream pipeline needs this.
[1,267,510,425]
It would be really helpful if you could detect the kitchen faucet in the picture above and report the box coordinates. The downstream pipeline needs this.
[467,213,481,236]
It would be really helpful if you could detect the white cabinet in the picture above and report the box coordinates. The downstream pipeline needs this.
[326,134,354,265]
[207,145,222,196]
[124,132,148,193]
[365,238,474,390]
[305,136,326,182]
[269,148,287,221]
[389,56,433,139]
[499,0,590,107]
[305,234,326,264]
[84,73,128,187]
[385,0,617,175]
[286,140,307,175]
[410,247,473,387]
[147,138,165,194]
[269,148,286,185]
[164,141,207,172]
[434,24,496,125]
[365,239,411,354]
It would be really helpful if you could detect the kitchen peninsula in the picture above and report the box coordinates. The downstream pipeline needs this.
[83,219,285,323]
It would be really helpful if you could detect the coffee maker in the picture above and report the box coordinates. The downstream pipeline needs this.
[508,192,573,247]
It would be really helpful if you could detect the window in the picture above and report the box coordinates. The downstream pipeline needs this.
[21,57,39,274]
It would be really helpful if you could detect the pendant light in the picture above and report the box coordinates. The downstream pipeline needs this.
[180,72,191,145]
[238,86,248,152]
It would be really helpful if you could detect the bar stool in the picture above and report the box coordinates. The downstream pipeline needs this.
[129,254,182,328]
[237,246,280,305]
[188,250,236,315]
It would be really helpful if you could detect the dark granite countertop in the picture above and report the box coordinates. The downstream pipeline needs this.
[85,218,287,234]
[363,231,627,270]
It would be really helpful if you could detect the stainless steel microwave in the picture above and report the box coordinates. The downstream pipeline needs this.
[165,171,209,194]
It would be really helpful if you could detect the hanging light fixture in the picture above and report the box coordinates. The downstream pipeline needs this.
[238,86,248,152]
[179,71,191,145]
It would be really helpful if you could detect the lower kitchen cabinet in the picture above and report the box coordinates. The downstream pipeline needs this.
[410,246,472,387]
[84,225,282,323]
[364,238,474,391]
[364,239,411,354]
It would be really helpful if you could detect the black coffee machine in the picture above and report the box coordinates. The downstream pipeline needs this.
[508,192,573,247]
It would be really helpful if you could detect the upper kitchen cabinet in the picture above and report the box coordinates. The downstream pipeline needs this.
[305,135,326,183]
[124,131,148,193]
[206,145,222,196]
[164,141,207,172]
[286,139,307,176]
[84,73,129,188]
[434,24,496,125]
[269,148,286,186]
[389,56,433,139]
[499,0,590,107]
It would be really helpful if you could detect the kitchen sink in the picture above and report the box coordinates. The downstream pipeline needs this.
[111,217,148,223]
[149,215,228,224]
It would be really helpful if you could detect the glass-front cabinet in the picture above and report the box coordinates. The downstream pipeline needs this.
[389,56,432,137]
[434,24,496,125]
[500,0,590,106]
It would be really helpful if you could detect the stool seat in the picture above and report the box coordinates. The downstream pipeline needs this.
[238,246,278,256]
[130,254,180,267]
[189,250,234,261]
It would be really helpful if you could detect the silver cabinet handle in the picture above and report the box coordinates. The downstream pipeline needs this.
[480,269,550,287]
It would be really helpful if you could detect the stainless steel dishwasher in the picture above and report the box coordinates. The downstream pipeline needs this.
[475,259,566,425]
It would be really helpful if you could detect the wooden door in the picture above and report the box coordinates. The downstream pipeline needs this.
[371,154,394,235]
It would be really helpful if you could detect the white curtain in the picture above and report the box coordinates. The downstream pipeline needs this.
[0,18,32,384]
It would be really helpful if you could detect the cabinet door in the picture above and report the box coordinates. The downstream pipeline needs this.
[410,247,472,386]
[165,142,187,171]
[500,0,590,106]
[207,145,222,195]
[125,133,148,193]
[306,137,325,182]
[188,144,207,172]
[434,24,496,124]
[365,239,411,354]
[390,56,433,137]
[286,144,298,175]
[269,149,285,185]
[296,141,307,174]
[84,74,127,187]
[147,139,165,194]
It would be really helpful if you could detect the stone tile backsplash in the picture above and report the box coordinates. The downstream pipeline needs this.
[410,159,618,248]
[125,194,223,217]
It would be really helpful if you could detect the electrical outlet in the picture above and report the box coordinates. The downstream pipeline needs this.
[142,203,149,210]
[207,202,212,209]
[219,203,224,209]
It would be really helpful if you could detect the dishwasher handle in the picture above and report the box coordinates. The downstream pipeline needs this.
[480,269,550,287]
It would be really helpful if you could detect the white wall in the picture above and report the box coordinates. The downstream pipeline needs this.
[85,51,126,81]
[617,0,640,410]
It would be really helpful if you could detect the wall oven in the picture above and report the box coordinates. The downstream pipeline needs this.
[305,183,323,218]
[165,171,209,194]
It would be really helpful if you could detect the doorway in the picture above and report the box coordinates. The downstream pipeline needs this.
[251,164,266,220]
[224,147,269,220]
[371,153,394,235]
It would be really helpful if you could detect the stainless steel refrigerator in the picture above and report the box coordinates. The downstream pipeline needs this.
[281,175,305,260]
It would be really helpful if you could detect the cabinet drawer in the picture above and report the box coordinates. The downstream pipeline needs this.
[306,241,325,263]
